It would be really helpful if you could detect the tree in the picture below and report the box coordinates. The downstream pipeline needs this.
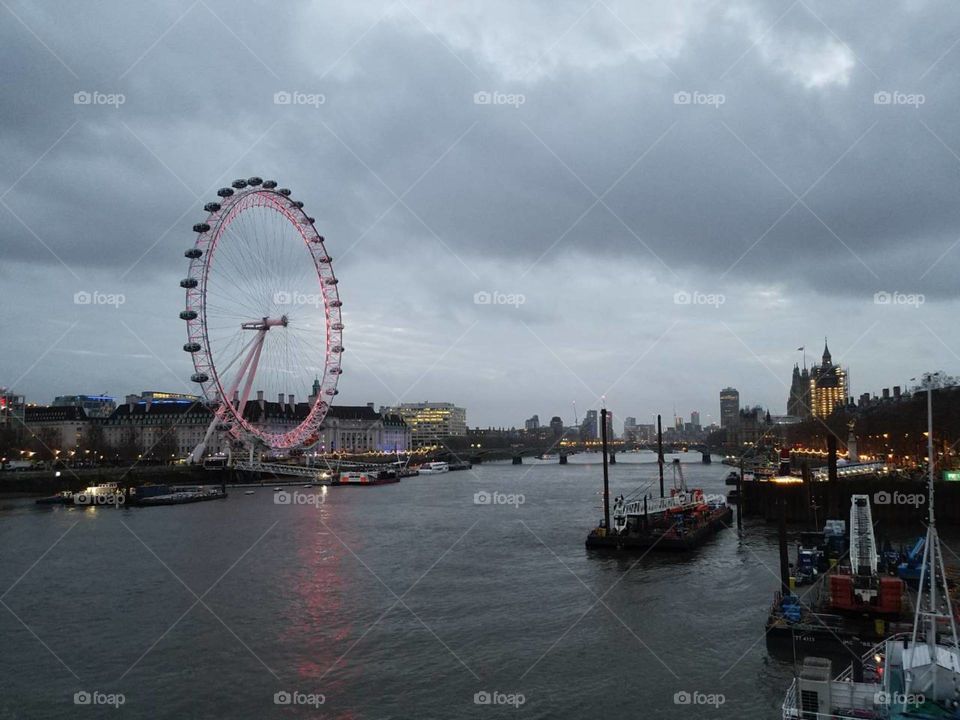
[116,427,142,464]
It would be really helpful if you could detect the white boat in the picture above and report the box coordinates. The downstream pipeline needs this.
[273,486,282,491]
[244,490,255,495]
[417,461,449,475]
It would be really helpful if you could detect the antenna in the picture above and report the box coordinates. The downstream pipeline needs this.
[572,400,578,426]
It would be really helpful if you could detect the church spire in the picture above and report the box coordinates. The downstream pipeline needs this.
[822,337,832,366]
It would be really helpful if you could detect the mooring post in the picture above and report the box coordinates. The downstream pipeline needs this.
[737,457,744,533]
[778,491,790,596]
[657,414,664,499]
[601,408,610,532]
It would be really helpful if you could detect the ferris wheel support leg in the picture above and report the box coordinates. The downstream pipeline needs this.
[188,331,266,465]
[189,415,221,465]
[236,329,267,417]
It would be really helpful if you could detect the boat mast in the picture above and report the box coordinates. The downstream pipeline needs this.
[903,384,959,711]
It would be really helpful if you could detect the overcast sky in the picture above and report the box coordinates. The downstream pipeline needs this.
[2,0,960,430]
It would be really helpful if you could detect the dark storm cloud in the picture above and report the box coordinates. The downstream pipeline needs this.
[2,0,960,421]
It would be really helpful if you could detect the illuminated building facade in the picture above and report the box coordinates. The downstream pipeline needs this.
[809,341,847,418]
[386,402,466,447]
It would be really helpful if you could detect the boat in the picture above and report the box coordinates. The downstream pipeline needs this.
[273,487,282,491]
[333,471,399,486]
[34,490,74,505]
[417,461,449,474]
[244,490,255,495]
[724,470,740,486]
[586,458,732,551]
[767,495,907,655]
[132,484,227,506]
[781,389,960,719]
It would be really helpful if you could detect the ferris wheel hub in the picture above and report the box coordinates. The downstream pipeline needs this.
[241,315,289,330]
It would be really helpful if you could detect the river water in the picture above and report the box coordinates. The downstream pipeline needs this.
[0,452,862,718]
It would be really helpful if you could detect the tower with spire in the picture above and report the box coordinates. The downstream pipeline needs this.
[808,338,847,418]
[788,364,812,418]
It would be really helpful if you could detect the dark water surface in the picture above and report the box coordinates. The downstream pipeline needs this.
[0,453,880,718]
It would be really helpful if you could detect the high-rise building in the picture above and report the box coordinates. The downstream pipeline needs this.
[690,411,701,430]
[549,416,564,438]
[385,402,466,447]
[603,410,614,440]
[720,388,739,428]
[524,414,540,431]
[809,340,847,418]
[788,364,812,418]
[582,409,598,440]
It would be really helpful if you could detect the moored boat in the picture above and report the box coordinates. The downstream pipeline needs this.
[333,470,399,486]
[417,461,449,474]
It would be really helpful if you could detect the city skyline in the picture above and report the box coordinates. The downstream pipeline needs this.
[4,335,946,433]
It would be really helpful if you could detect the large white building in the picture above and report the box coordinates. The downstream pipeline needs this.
[23,406,90,453]
[383,402,466,448]
[19,386,411,461]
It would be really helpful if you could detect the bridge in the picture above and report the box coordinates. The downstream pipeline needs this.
[434,442,714,464]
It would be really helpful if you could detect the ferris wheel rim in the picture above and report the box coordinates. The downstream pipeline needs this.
[181,179,343,450]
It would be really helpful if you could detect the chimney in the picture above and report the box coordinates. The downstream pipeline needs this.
[288,394,295,408]
[278,393,284,404]
[256,390,264,402]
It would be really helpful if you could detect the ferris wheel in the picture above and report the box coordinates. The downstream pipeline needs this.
[180,177,343,462]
